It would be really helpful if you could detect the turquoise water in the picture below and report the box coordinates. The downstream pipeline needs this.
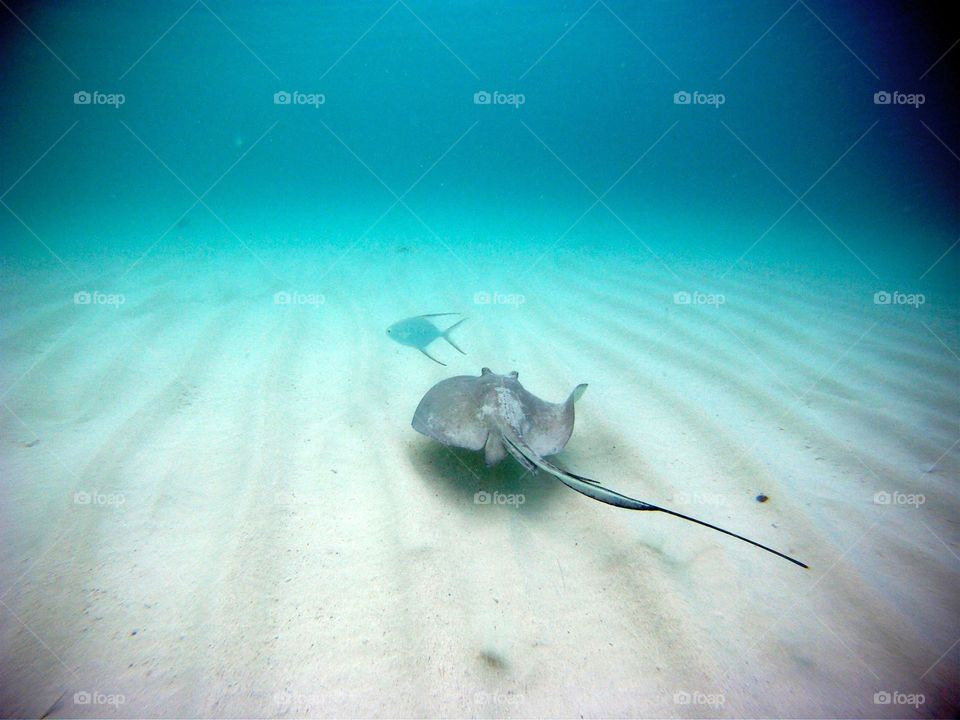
[1,2,958,718]
[2,2,956,280]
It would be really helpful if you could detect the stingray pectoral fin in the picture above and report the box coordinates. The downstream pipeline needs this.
[524,383,588,457]
[411,375,489,450]
[484,434,507,466]
[503,435,808,569]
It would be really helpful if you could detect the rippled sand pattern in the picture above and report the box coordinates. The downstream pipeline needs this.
[1,246,957,718]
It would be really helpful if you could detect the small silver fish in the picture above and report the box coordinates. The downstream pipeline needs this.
[386,313,467,366]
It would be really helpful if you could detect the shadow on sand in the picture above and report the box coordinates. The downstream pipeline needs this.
[405,438,565,517]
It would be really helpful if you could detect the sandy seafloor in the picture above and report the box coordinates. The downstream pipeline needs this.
[0,237,958,719]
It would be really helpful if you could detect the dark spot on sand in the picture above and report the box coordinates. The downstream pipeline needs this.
[478,650,507,671]
[756,494,769,503]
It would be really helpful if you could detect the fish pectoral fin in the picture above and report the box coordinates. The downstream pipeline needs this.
[418,348,447,366]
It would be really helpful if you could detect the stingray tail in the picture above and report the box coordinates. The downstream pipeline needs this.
[443,318,467,354]
[502,433,808,569]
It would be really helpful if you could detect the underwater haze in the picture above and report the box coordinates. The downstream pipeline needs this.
[1,1,958,718]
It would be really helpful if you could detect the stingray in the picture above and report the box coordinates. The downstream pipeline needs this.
[413,368,807,568]
[387,313,467,366]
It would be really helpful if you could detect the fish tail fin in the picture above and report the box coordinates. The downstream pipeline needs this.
[443,318,467,354]
[418,348,446,366]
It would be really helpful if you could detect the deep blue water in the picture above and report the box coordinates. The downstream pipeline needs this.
[1,1,956,289]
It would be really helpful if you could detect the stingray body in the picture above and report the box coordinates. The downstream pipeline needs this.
[387,313,466,366]
[413,368,807,568]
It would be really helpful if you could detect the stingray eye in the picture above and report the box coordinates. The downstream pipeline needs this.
[510,371,518,379]
[481,367,491,375]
